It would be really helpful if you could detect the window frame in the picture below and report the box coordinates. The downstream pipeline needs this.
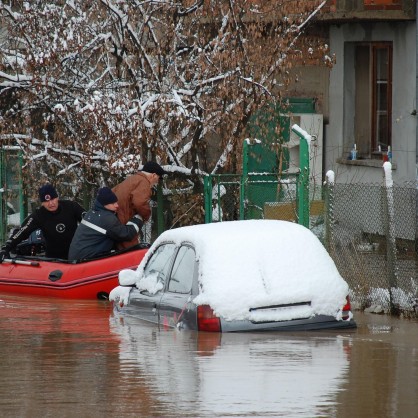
[371,42,392,154]
[364,0,401,9]
[167,244,196,294]
[353,41,393,159]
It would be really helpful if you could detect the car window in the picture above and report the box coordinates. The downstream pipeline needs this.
[167,245,196,294]
[143,243,177,289]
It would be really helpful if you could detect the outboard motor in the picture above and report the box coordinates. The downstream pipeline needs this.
[13,229,46,256]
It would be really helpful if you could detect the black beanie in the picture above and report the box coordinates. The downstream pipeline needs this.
[142,161,168,177]
[97,187,118,206]
[39,184,58,202]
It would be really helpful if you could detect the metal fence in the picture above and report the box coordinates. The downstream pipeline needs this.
[2,148,417,316]
[204,173,325,233]
[205,173,418,317]
[0,149,26,244]
[326,181,418,317]
[204,173,308,223]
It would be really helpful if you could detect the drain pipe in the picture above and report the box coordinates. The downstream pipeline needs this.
[416,0,418,175]
[414,0,418,275]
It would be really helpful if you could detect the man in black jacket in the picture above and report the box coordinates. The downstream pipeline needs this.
[0,184,85,261]
[68,187,143,261]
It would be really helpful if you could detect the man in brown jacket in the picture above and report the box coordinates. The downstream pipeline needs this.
[112,161,168,249]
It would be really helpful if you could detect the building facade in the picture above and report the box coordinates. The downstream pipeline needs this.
[319,0,417,184]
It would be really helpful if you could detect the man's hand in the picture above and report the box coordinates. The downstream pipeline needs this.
[129,216,144,230]
[0,248,10,263]
[128,216,144,242]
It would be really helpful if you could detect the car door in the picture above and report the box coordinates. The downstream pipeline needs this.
[127,242,177,324]
[158,244,199,330]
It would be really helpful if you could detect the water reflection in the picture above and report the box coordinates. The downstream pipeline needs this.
[110,313,352,417]
[0,295,121,418]
[0,295,416,418]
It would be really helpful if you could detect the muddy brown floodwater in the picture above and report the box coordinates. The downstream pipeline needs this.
[0,293,416,418]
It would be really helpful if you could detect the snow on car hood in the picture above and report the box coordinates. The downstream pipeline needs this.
[133,220,349,321]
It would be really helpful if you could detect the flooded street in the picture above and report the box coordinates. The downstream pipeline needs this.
[0,294,416,418]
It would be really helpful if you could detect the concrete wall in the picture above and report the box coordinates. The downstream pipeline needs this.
[287,65,330,121]
[325,21,417,184]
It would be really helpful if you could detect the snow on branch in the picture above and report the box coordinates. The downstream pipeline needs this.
[0,0,332,211]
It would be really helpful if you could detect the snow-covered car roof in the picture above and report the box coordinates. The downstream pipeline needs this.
[134,220,349,321]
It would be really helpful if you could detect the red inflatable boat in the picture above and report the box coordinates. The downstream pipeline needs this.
[0,245,148,300]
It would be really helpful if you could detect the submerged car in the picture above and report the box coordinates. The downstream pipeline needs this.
[110,220,356,332]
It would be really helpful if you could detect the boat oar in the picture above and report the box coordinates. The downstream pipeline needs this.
[3,258,40,267]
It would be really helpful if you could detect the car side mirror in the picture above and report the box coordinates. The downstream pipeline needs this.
[118,269,138,286]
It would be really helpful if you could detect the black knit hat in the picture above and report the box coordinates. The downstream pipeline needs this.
[142,161,168,177]
[97,187,118,206]
[39,184,58,202]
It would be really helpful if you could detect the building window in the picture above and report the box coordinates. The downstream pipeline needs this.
[354,42,392,158]
[364,0,401,9]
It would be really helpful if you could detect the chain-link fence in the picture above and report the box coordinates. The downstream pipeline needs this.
[204,173,314,223]
[326,181,418,317]
[204,173,325,234]
[3,149,417,317]
[205,173,418,318]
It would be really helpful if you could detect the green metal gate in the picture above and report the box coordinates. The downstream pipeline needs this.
[204,123,311,227]
[0,148,27,245]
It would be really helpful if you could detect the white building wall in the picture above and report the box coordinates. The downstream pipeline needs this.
[325,21,417,185]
